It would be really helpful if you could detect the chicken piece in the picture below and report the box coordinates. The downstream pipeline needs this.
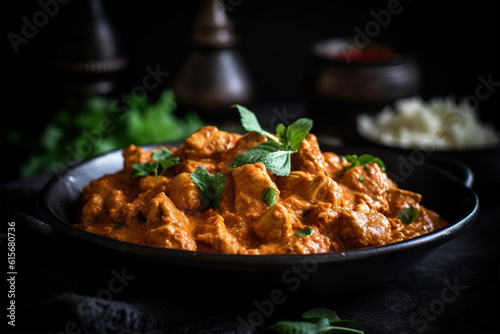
[323,152,344,177]
[139,176,169,193]
[142,192,196,250]
[196,215,240,254]
[223,132,267,162]
[80,194,104,228]
[104,190,127,216]
[232,162,279,220]
[141,192,190,230]
[212,131,267,173]
[110,177,170,224]
[337,211,391,249]
[386,187,447,239]
[302,203,342,251]
[172,159,218,175]
[339,163,392,212]
[164,172,202,211]
[257,230,331,254]
[252,203,292,241]
[145,224,197,251]
[385,188,422,217]
[81,168,133,203]
[278,171,345,209]
[178,126,237,159]
[122,144,152,171]
[291,134,326,175]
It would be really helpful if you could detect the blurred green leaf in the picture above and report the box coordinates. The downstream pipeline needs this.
[16,89,204,178]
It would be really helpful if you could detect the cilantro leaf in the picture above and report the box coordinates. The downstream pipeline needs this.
[295,226,314,237]
[152,147,181,171]
[18,89,204,178]
[397,206,419,224]
[261,187,278,207]
[151,147,174,161]
[131,162,158,178]
[130,147,179,181]
[190,166,226,209]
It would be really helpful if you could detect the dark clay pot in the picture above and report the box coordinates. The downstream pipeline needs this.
[303,38,421,142]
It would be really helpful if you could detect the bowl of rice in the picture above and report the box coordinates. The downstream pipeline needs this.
[357,96,500,190]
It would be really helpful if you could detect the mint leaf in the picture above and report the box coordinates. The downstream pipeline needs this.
[268,308,364,334]
[261,187,278,207]
[267,320,329,334]
[302,308,340,323]
[276,123,286,143]
[285,118,313,150]
[232,106,313,176]
[231,142,294,176]
[295,226,314,237]
[268,317,363,334]
[397,206,419,224]
[190,166,226,209]
[231,104,276,140]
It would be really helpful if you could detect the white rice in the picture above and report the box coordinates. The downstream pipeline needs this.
[357,96,499,149]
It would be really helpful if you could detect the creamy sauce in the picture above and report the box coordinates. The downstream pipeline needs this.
[76,126,447,255]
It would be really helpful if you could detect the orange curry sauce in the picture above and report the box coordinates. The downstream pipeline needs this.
[76,126,447,254]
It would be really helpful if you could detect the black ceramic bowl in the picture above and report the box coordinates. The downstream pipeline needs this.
[303,37,421,141]
[37,144,479,296]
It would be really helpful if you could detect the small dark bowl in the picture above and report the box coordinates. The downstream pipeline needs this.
[37,144,479,297]
[303,37,421,141]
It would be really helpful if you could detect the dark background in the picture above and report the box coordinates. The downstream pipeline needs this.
[0,2,499,333]
[1,0,499,182]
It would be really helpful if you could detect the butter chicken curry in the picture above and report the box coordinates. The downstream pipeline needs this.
[77,111,447,255]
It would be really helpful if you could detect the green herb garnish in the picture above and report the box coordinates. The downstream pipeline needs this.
[295,226,314,237]
[17,89,204,178]
[230,105,313,176]
[232,104,279,141]
[341,154,386,172]
[358,177,364,182]
[130,162,158,179]
[113,222,124,229]
[232,142,295,177]
[268,308,364,334]
[261,187,278,207]
[189,166,226,209]
[397,206,419,224]
[130,147,180,181]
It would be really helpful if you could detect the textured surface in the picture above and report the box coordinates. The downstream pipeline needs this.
[1,168,498,334]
